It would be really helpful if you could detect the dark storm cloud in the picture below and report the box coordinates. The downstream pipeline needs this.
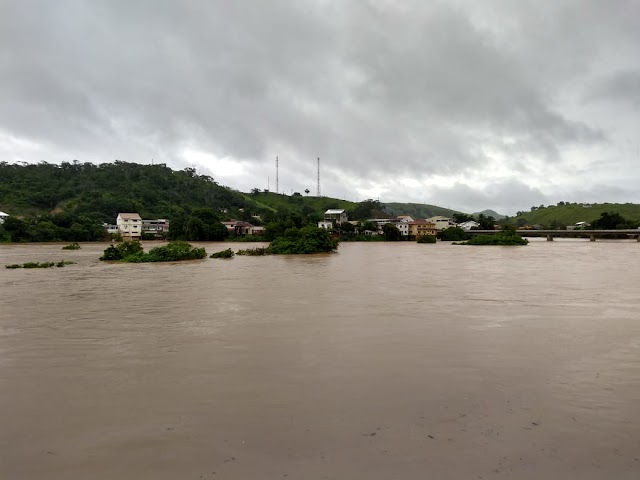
[1,0,639,213]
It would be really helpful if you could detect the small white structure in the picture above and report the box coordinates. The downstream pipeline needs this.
[395,222,409,236]
[324,209,348,225]
[458,220,480,231]
[318,221,333,230]
[103,223,119,235]
[116,212,142,240]
[567,221,590,231]
[0,211,9,224]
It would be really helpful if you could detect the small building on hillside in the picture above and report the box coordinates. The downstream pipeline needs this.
[318,221,333,230]
[567,221,590,231]
[426,216,456,231]
[458,220,480,231]
[222,220,261,236]
[324,209,348,225]
[0,211,9,224]
[103,223,119,235]
[116,213,142,240]
[408,219,438,238]
[142,219,170,239]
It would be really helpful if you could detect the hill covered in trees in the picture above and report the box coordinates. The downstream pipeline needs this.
[511,202,640,228]
[383,202,460,219]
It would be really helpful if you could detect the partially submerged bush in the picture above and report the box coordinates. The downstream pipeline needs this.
[210,248,234,258]
[456,229,528,246]
[417,235,437,244]
[438,227,470,241]
[236,247,270,256]
[62,242,81,250]
[101,241,206,263]
[269,226,338,254]
[100,240,144,261]
[5,260,76,269]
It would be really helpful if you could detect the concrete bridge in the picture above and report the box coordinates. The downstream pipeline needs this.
[467,229,640,241]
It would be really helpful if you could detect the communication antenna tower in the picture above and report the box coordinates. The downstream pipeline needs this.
[276,156,279,194]
[316,157,321,197]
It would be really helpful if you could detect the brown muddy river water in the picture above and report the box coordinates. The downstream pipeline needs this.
[1,240,639,479]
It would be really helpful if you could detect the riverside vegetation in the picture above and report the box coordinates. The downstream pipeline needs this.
[456,226,528,246]
[6,260,76,269]
[100,241,206,262]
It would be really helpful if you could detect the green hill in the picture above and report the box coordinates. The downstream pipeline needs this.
[473,209,506,220]
[383,202,460,219]
[513,203,640,227]
[245,192,355,219]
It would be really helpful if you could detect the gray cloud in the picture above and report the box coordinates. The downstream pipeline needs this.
[1,0,639,214]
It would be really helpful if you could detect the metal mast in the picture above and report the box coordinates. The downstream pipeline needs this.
[316,157,321,197]
[276,156,279,194]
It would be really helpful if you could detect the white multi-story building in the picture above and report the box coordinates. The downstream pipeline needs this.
[116,213,142,240]
[0,211,9,224]
[324,209,348,225]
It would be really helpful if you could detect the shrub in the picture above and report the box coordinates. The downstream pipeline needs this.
[123,241,207,262]
[100,240,144,261]
[236,247,270,256]
[438,227,470,241]
[417,235,437,243]
[457,233,528,246]
[269,226,338,254]
[210,248,235,259]
[62,242,81,250]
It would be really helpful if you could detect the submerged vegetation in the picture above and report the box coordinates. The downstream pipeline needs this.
[268,226,338,254]
[6,260,76,269]
[62,242,81,250]
[456,226,528,246]
[210,248,235,259]
[417,235,437,244]
[100,240,206,262]
[236,247,270,256]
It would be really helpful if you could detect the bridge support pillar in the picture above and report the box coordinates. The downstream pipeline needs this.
[637,235,640,242]
[590,235,596,242]
[546,235,553,241]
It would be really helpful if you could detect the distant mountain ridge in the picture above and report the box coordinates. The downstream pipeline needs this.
[383,202,460,219]
[473,209,506,220]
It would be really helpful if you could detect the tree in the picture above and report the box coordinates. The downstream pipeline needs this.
[438,227,469,241]
[453,212,473,223]
[477,214,495,230]
[339,222,356,234]
[382,223,402,241]
[304,189,310,195]
[591,211,637,229]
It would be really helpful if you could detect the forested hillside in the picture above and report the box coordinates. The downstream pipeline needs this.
[383,202,460,219]
[511,203,640,228]
[0,161,250,220]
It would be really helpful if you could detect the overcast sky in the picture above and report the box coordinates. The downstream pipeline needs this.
[1,1,639,214]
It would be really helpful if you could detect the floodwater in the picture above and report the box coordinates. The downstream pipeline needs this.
[1,240,639,479]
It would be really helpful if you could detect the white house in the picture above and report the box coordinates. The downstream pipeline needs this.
[395,222,409,236]
[318,221,333,230]
[458,220,480,231]
[116,213,142,240]
[0,211,9,225]
[324,209,348,225]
